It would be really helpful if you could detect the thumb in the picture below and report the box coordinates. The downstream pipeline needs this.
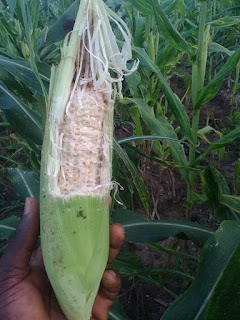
[1,198,40,270]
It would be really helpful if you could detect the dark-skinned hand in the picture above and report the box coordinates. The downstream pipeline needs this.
[0,198,124,320]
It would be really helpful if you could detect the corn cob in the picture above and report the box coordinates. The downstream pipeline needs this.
[40,0,138,319]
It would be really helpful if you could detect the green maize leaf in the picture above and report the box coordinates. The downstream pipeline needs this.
[113,140,151,214]
[38,43,61,63]
[112,251,145,277]
[8,168,40,201]
[208,126,240,151]
[130,98,189,182]
[197,125,222,145]
[0,216,20,240]
[0,81,43,145]
[112,209,145,224]
[126,72,141,98]
[209,16,240,28]
[161,221,240,320]
[204,242,240,320]
[192,12,210,105]
[165,0,181,15]
[196,47,240,109]
[0,50,21,61]
[37,2,77,48]
[132,16,146,47]
[127,0,153,15]
[0,156,21,167]
[201,167,237,221]
[29,0,41,31]
[106,0,122,11]
[176,0,186,25]
[129,107,143,136]
[209,43,234,56]
[123,143,174,168]
[111,253,179,299]
[149,242,199,264]
[221,195,240,214]
[132,47,193,144]
[112,209,213,246]
[227,5,240,12]
[150,0,195,57]
[0,17,18,49]
[42,0,49,20]
[0,55,49,94]
[195,127,240,165]
[202,167,230,195]
[112,252,194,281]
[19,0,48,102]
[8,0,17,13]
[118,135,186,145]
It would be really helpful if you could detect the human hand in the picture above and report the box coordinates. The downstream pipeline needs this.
[0,198,124,320]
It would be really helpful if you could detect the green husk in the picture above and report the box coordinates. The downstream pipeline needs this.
[41,194,109,319]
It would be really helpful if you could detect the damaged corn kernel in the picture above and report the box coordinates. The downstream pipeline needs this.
[58,86,111,196]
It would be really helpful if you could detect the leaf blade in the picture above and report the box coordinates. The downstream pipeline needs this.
[113,140,151,214]
[113,209,213,246]
[133,47,193,143]
[162,221,240,320]
[8,168,40,201]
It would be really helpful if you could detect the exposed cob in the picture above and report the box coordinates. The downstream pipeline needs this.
[40,0,138,319]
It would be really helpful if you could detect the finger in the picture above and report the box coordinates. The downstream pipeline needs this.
[31,246,45,272]
[109,196,112,208]
[92,270,121,320]
[108,224,124,266]
[2,198,40,269]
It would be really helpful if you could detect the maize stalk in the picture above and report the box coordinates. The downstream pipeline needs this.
[40,0,138,319]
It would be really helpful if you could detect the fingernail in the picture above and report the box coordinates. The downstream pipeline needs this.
[24,197,32,216]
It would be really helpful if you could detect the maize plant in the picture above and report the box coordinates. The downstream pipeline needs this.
[40,0,138,319]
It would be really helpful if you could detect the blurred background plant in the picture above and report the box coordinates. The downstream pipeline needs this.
[1,0,240,319]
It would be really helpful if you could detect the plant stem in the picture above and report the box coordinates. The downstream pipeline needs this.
[208,0,216,82]
[196,3,208,91]
[187,1,208,216]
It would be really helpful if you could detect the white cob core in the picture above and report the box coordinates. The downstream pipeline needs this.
[57,85,111,197]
